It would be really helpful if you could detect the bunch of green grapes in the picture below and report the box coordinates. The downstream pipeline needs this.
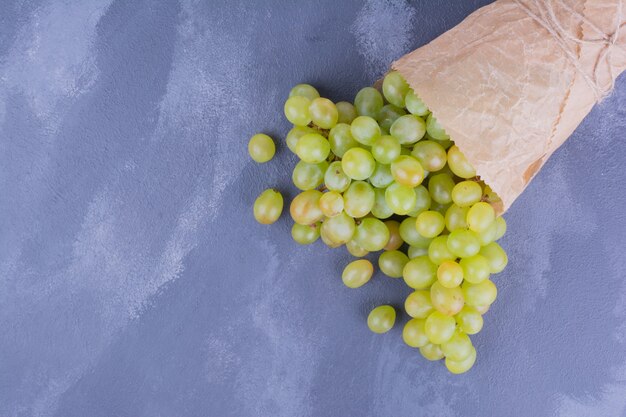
[249,73,509,374]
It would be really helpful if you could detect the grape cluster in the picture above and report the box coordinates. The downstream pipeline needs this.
[250,72,508,374]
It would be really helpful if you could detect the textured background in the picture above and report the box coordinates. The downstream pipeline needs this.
[1,1,625,416]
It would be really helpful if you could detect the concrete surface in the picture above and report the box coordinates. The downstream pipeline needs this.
[1,1,625,416]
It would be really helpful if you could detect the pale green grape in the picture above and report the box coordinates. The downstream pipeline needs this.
[346,239,369,257]
[369,163,394,188]
[411,140,447,172]
[342,259,374,288]
[253,189,283,224]
[354,217,390,252]
[445,204,469,232]
[385,182,417,215]
[403,256,437,289]
[405,290,434,318]
[425,113,450,140]
[475,220,497,246]
[437,260,464,288]
[420,343,444,361]
[354,87,383,118]
[428,235,456,265]
[343,180,375,218]
[350,116,381,146]
[320,225,341,248]
[405,90,430,116]
[403,318,429,348]
[378,250,409,278]
[289,83,320,100]
[367,305,396,334]
[295,133,331,164]
[286,126,316,154]
[462,279,497,307]
[455,306,483,334]
[321,212,356,245]
[372,188,394,219]
[248,133,275,163]
[467,202,495,233]
[447,145,476,178]
[425,311,456,344]
[390,114,426,145]
[371,135,401,164]
[341,148,376,180]
[290,190,323,225]
[328,123,358,158]
[441,331,473,362]
[446,229,480,258]
[474,304,490,315]
[377,104,407,132]
[431,281,464,316]
[407,185,432,217]
[292,161,327,190]
[399,217,432,248]
[284,96,312,126]
[494,216,507,240]
[391,155,424,187]
[416,210,446,238]
[319,191,344,218]
[451,181,482,207]
[428,173,455,204]
[324,161,351,192]
[382,71,410,107]
[291,222,321,244]
[383,220,403,251]
[336,101,357,124]
[445,346,476,374]
[459,255,490,284]
[479,242,508,273]
[309,97,338,129]
[408,245,429,259]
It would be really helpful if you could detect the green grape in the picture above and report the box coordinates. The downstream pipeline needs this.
[284,96,312,126]
[319,191,344,218]
[354,87,383,118]
[309,97,338,129]
[328,123,358,158]
[346,239,369,257]
[445,204,469,232]
[321,212,356,245]
[342,259,374,288]
[292,161,327,190]
[354,217,390,252]
[377,104,407,132]
[391,155,424,187]
[428,173,455,204]
[367,305,396,334]
[447,145,476,178]
[441,331,473,362]
[451,181,482,207]
[494,216,507,240]
[290,190,323,225]
[408,245,429,259]
[403,318,429,347]
[291,222,321,245]
[343,180,375,218]
[350,116,381,146]
[378,250,409,278]
[407,185,432,217]
[474,304,490,315]
[446,229,480,258]
[445,346,476,374]
[371,135,401,164]
[253,189,283,224]
[424,311,456,344]
[430,281,464,316]
[324,161,351,192]
[399,217,432,247]
[341,148,376,180]
[403,256,437,289]
[467,202,495,233]
[411,140,446,172]
[369,163,394,188]
[475,220,497,246]
[372,188,394,219]
[455,306,483,335]
[289,83,320,100]
[383,220,403,251]
[248,133,275,163]
[479,242,508,273]
[336,101,357,124]
[405,90,430,116]
[462,279,497,307]
[425,113,450,140]
[437,260,464,288]
[385,182,417,215]
[459,255,490,284]
[428,235,456,265]
[405,290,434,318]
[296,133,331,164]
[320,224,340,248]
[382,71,410,107]
[420,342,444,361]
[390,114,426,145]
[416,210,446,238]
[286,126,316,154]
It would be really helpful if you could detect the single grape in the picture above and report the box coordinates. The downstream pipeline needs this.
[291,222,321,244]
[379,250,409,278]
[408,245,429,259]
[369,163,394,188]
[320,225,343,248]
[447,229,481,258]
[405,290,434,318]
[354,87,383,118]
[445,346,477,374]
[319,191,344,218]
[336,101,357,124]
[441,331,473,362]
[447,145,476,178]
[467,202,495,233]
[479,242,508,273]
[383,220,403,251]
[248,133,275,163]
[451,181,482,207]
[351,116,381,146]
[411,140,447,172]
[354,217,390,252]
[445,204,469,232]
[407,185,432,217]
[425,113,450,140]
[286,126,316,154]
[405,90,430,116]
[399,217,432,248]
[284,96,312,126]
[309,97,339,129]
[343,180,375,218]
[296,133,331,164]
[346,239,369,257]
[385,182,417,215]
[455,306,484,334]
[425,311,456,344]
[494,216,507,240]
[321,212,356,245]
[420,342,445,361]
[462,279,497,307]
[459,255,490,284]
[428,235,456,265]
[253,189,283,224]
[377,104,407,132]
[391,155,424,187]
[475,220,498,246]
[289,83,320,100]
[430,281,464,316]
[342,148,376,180]
[324,161,351,192]
[428,173,455,204]
[371,135,401,164]
[372,187,394,219]
[474,304,490,315]
[390,114,426,145]
[437,260,464,288]
[367,305,396,334]
[382,71,410,107]
[290,190,323,225]
[403,256,437,289]
[403,318,429,348]
[328,123,358,158]
[342,259,374,288]
[292,161,327,190]
[416,210,446,239]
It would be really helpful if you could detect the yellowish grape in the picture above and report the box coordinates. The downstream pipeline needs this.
[342,259,374,288]
[430,281,464,316]
[416,210,446,238]
[447,145,476,178]
[441,331,473,361]
[403,318,429,348]
[425,311,456,344]
[467,202,495,233]
[462,279,497,307]
[391,155,424,187]
[383,220,403,251]
[445,346,476,374]
[309,97,338,129]
[455,306,483,334]
[248,133,275,163]
[378,250,409,278]
[479,242,508,273]
[319,191,344,218]
[290,190,323,225]
[403,256,437,289]
[405,290,434,318]
[253,189,283,224]
[437,260,463,288]
[367,305,396,333]
[291,222,320,245]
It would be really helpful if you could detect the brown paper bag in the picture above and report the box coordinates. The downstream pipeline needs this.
[393,0,626,213]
